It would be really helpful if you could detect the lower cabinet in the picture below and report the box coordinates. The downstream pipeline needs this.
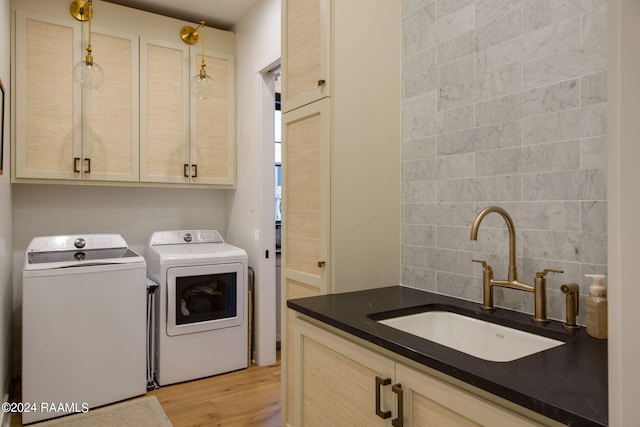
[293,318,394,427]
[292,317,561,427]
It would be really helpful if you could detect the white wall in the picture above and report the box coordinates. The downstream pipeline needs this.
[608,0,640,424]
[0,0,12,414]
[227,0,280,365]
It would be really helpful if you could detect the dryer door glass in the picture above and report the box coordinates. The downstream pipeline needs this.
[166,263,246,336]
[175,273,237,325]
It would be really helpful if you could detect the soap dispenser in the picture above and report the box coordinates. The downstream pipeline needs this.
[585,274,607,339]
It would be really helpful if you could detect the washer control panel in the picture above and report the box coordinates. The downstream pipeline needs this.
[27,234,128,252]
[148,230,224,246]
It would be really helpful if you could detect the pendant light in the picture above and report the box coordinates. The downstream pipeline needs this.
[70,0,104,89]
[181,21,214,100]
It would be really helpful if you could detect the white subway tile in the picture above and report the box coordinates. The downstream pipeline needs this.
[582,4,607,44]
[580,71,607,106]
[522,37,606,90]
[476,140,580,176]
[580,135,607,170]
[437,175,522,202]
[477,16,580,75]
[522,103,607,145]
[437,121,522,155]
[522,169,606,200]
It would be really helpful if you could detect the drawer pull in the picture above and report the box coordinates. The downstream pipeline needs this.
[392,383,403,427]
[375,376,391,419]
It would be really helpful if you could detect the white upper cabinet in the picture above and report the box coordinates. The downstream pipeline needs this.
[12,0,235,188]
[14,10,139,182]
[140,40,235,187]
[139,38,190,184]
[83,26,140,182]
[189,49,235,186]
[14,11,81,181]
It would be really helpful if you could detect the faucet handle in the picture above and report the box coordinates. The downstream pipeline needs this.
[472,259,492,271]
[535,268,563,278]
[561,282,580,294]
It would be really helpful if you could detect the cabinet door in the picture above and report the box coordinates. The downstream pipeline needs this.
[281,0,330,112]
[395,364,541,427]
[140,38,190,184]
[189,49,236,186]
[14,11,82,180]
[83,27,139,182]
[281,99,330,294]
[284,281,320,426]
[294,318,395,427]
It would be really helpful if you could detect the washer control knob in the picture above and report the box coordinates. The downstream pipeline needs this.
[74,238,86,249]
[183,233,193,243]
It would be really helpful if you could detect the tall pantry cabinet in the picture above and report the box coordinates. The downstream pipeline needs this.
[280,0,401,425]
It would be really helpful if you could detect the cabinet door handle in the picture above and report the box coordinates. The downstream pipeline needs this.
[392,383,403,427]
[375,376,391,419]
[317,261,326,268]
[192,164,197,178]
[318,79,326,86]
[73,157,81,173]
[84,158,91,174]
[184,164,190,178]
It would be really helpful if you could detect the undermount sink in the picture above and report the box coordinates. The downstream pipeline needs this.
[378,310,564,362]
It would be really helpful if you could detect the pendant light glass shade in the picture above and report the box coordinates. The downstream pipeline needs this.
[73,55,104,89]
[191,69,214,100]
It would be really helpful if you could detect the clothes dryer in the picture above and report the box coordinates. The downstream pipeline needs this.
[145,230,248,386]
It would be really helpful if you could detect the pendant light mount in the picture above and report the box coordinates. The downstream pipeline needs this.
[70,0,92,21]
[180,25,199,45]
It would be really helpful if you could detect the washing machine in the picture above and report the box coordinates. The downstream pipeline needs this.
[145,230,248,386]
[22,234,147,424]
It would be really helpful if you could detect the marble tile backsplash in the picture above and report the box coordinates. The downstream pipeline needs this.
[400,0,607,324]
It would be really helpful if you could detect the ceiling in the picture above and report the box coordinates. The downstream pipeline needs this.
[102,0,262,30]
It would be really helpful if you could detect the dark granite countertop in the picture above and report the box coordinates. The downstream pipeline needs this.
[287,286,607,427]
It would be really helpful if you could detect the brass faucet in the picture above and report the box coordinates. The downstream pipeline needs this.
[470,206,562,323]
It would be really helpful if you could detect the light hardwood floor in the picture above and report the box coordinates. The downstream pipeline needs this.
[149,353,281,427]
[10,352,281,427]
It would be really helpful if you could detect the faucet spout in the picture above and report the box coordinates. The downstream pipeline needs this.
[470,206,517,283]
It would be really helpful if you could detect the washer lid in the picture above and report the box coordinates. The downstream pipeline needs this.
[28,247,140,264]
[25,234,144,269]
